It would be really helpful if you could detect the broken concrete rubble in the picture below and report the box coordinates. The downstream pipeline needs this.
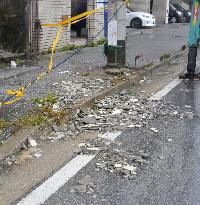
[81,116,97,124]
[94,148,149,180]
[65,91,189,138]
[71,175,96,194]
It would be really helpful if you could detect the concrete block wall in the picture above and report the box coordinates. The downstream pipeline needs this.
[152,0,168,24]
[37,0,71,52]
[128,0,150,13]
[87,0,104,41]
[171,0,190,10]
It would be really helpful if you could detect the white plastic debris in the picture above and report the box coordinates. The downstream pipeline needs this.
[52,104,60,112]
[114,164,123,168]
[112,109,122,115]
[34,153,42,159]
[129,98,139,103]
[28,138,37,147]
[173,111,178,115]
[122,165,136,171]
[185,105,192,109]
[87,147,100,151]
[11,61,17,68]
[78,143,86,147]
[135,125,142,128]
[151,128,158,133]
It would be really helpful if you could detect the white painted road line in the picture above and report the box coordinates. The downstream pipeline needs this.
[98,132,122,141]
[17,155,95,205]
[151,78,183,100]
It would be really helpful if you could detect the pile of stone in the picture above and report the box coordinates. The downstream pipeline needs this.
[66,90,186,136]
[52,76,112,109]
[73,135,149,180]
[71,175,96,194]
[95,149,149,180]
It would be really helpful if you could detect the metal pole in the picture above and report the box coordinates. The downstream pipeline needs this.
[107,0,126,68]
[165,0,169,24]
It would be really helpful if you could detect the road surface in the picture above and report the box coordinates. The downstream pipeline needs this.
[11,64,200,205]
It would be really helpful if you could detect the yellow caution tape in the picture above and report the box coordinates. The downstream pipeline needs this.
[0,1,128,106]
[48,26,64,72]
[41,8,100,27]
[0,8,103,106]
[2,87,25,105]
[46,8,102,74]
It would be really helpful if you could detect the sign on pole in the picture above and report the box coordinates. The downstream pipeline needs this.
[97,0,105,8]
[108,20,117,46]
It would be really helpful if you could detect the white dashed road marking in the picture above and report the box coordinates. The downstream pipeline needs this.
[17,155,95,205]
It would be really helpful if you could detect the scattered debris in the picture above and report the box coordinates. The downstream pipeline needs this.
[71,175,96,194]
[34,153,42,159]
[185,105,192,109]
[151,128,158,133]
[28,138,37,148]
[95,149,149,180]
[81,116,97,124]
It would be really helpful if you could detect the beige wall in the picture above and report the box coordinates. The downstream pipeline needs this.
[87,0,104,40]
[38,0,71,52]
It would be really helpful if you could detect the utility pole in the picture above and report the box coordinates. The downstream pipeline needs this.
[106,0,126,68]
[165,0,169,24]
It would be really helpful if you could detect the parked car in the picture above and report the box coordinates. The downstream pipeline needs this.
[172,3,191,23]
[126,9,156,29]
[169,3,184,23]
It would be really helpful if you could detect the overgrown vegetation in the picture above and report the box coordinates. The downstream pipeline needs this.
[34,93,66,123]
[160,54,171,61]
[88,38,107,47]
[40,38,107,55]
[0,119,7,130]
[15,58,23,65]
[0,94,65,132]
[0,114,47,131]
[0,62,8,69]
[13,113,48,127]
[34,93,58,106]
[141,62,154,69]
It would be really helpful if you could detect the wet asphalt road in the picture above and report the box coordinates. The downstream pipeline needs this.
[42,80,200,205]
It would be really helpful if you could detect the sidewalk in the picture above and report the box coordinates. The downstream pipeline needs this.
[0,24,190,143]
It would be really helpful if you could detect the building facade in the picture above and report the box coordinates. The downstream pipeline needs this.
[0,0,104,53]
[128,0,169,23]
[129,0,190,23]
[34,0,71,52]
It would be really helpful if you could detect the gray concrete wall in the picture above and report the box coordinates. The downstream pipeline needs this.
[171,0,190,10]
[128,0,150,13]
[152,0,168,24]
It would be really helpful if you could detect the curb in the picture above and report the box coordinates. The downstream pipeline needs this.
[0,53,26,63]
[0,49,188,162]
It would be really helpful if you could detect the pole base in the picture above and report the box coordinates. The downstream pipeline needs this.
[179,73,200,80]
[187,47,198,74]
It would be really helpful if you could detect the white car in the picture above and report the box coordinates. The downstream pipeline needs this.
[126,9,156,28]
